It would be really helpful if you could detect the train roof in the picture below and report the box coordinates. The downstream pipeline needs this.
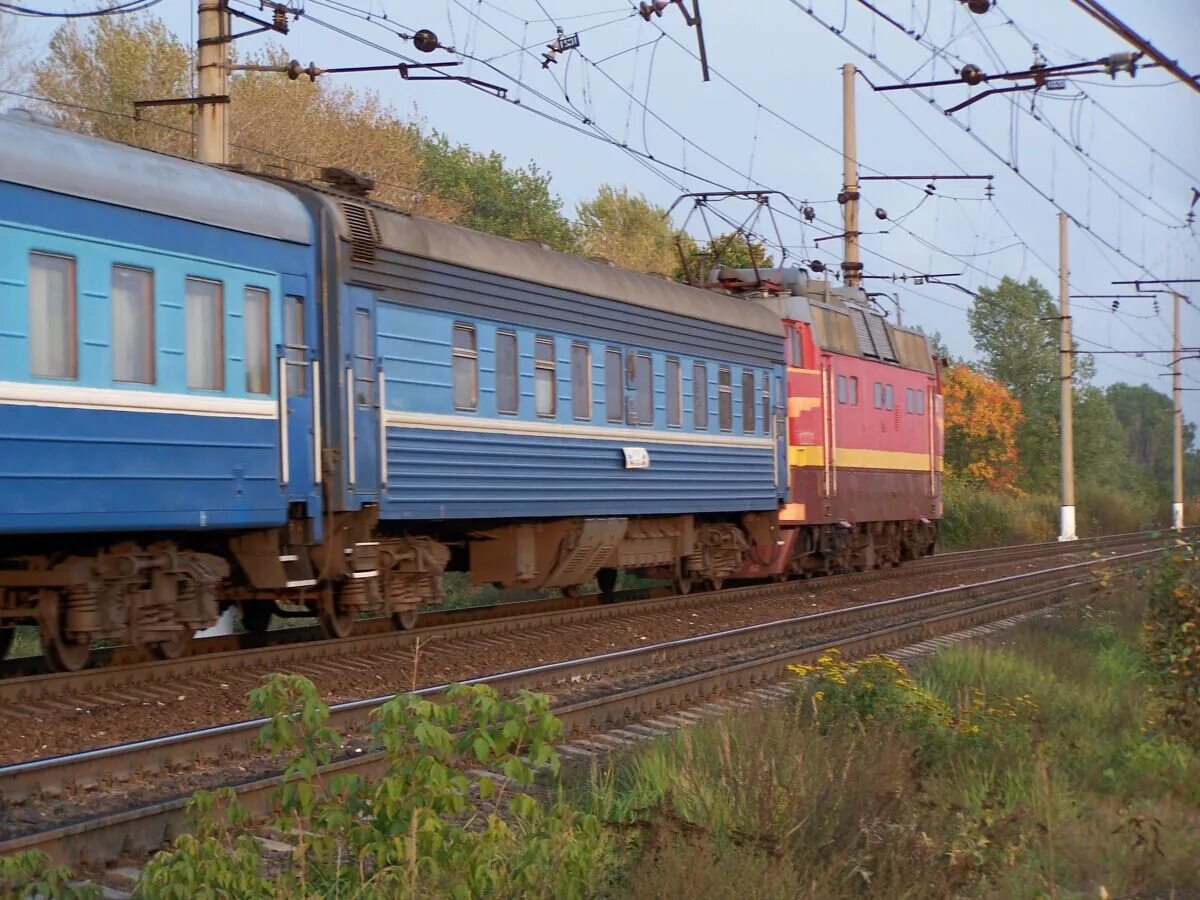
[0,111,312,245]
[301,187,784,338]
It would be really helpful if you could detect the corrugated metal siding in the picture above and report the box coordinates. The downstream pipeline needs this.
[380,427,778,520]
[0,406,286,533]
[356,251,782,367]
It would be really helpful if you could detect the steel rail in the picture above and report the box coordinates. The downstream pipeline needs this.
[0,546,1159,850]
[0,549,1153,868]
[0,529,1172,704]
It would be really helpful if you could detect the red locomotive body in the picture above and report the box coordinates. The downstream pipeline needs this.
[723,269,942,578]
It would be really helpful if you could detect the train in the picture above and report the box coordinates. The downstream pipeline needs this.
[0,111,943,671]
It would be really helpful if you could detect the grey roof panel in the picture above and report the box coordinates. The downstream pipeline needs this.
[315,194,783,338]
[0,113,312,245]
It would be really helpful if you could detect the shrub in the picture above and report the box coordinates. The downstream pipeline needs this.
[138,677,612,899]
[1143,541,1200,743]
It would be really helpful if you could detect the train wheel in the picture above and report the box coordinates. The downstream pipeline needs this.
[240,602,274,635]
[0,627,13,660]
[392,610,419,631]
[673,575,692,595]
[317,587,354,639]
[38,591,91,672]
[707,577,725,592]
[153,627,194,660]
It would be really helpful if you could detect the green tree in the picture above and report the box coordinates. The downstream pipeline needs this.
[31,14,193,155]
[418,132,577,251]
[968,276,1094,492]
[1105,382,1197,498]
[575,184,681,276]
[0,13,29,94]
[1073,385,1137,489]
[677,231,775,284]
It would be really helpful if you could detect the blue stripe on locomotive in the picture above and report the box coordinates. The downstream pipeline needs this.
[375,301,785,521]
[0,181,311,534]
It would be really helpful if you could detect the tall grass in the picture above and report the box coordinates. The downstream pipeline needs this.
[583,587,1200,898]
[941,477,1159,549]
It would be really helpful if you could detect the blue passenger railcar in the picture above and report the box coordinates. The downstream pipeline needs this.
[283,190,788,629]
[0,114,322,668]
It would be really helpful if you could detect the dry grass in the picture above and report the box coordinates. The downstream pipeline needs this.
[583,588,1200,898]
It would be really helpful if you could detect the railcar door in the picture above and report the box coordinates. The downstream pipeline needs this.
[279,277,319,510]
[342,287,381,506]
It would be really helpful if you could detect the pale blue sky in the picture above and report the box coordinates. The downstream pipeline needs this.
[6,0,1199,424]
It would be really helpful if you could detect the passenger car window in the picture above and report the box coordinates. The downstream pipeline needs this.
[452,323,477,411]
[605,348,623,423]
[693,362,709,430]
[29,252,77,380]
[848,376,858,406]
[633,353,653,425]
[837,374,847,404]
[283,295,306,397]
[742,370,756,433]
[665,358,681,427]
[185,277,223,390]
[112,265,154,385]
[761,375,770,434]
[495,331,518,414]
[243,286,269,394]
[718,367,733,432]
[535,336,556,417]
[571,343,591,420]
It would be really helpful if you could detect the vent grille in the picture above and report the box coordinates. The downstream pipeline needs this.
[341,201,379,264]
[865,311,897,362]
[849,307,878,358]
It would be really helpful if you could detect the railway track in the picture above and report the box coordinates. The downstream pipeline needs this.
[0,541,1164,867]
[0,528,1171,703]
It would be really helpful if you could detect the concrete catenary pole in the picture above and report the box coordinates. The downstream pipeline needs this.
[841,63,862,289]
[1172,291,1184,530]
[1058,212,1077,541]
[197,0,230,165]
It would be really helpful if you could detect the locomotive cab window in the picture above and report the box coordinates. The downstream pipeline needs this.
[605,348,623,423]
[29,252,77,380]
[787,328,804,368]
[112,265,154,385]
[633,352,652,426]
[452,323,477,411]
[848,376,859,406]
[884,384,894,410]
[742,370,755,433]
[185,277,223,391]
[916,389,925,414]
[665,357,682,427]
[535,336,556,418]
[693,362,709,430]
[496,330,518,414]
[243,287,269,395]
[571,343,591,421]
[718,367,733,432]
[837,374,848,404]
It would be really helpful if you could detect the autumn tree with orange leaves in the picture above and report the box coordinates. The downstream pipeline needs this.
[942,363,1023,491]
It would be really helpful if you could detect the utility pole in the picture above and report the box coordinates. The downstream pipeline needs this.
[841,63,862,289]
[197,0,231,165]
[1172,291,1184,530]
[1058,212,1076,541]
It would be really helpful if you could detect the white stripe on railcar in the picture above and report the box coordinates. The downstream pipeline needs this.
[0,381,278,419]
[383,410,775,449]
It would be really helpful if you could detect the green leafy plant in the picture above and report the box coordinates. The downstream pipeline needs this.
[136,677,611,899]
[0,851,99,899]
